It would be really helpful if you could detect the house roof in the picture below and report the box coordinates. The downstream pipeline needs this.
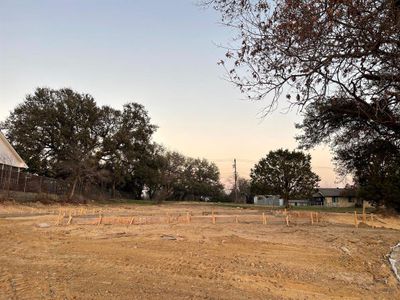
[0,131,28,169]
[313,188,356,198]
[288,199,309,203]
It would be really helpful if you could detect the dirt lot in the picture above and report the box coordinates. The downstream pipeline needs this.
[0,202,399,299]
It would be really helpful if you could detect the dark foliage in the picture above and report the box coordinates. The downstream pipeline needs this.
[148,150,224,201]
[207,0,400,211]
[250,149,320,206]
[1,87,224,201]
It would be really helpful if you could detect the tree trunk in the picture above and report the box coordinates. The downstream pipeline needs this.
[284,193,289,208]
[68,177,79,201]
[112,181,116,199]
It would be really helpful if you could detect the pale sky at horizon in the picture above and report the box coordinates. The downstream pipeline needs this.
[0,0,348,189]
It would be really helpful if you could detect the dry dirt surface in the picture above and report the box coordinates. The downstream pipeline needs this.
[0,202,399,300]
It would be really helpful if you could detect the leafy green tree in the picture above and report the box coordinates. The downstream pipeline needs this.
[334,139,400,211]
[250,149,320,207]
[161,151,188,200]
[183,157,224,200]
[148,150,224,201]
[132,143,167,201]
[1,87,157,200]
[2,88,104,199]
[99,103,157,198]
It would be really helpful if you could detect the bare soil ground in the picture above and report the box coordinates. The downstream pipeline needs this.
[0,202,399,299]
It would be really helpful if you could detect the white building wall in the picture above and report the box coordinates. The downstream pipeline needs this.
[0,132,28,168]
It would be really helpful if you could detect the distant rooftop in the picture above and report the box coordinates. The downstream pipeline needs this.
[313,188,356,198]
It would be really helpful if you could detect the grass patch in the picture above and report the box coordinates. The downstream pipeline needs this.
[286,206,375,213]
[93,199,158,205]
[87,199,375,214]
[213,202,375,213]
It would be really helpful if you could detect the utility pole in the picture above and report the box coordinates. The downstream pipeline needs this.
[233,158,238,203]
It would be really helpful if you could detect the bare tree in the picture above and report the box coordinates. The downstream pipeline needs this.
[205,0,400,139]
[206,0,400,211]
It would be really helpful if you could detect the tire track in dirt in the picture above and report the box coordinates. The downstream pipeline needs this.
[389,242,400,282]
[0,272,15,300]
[0,271,34,300]
[1,205,400,299]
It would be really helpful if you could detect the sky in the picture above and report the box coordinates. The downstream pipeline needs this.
[0,0,347,189]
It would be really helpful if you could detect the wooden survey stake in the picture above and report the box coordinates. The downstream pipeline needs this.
[262,213,267,225]
[362,201,366,223]
[354,211,358,228]
[98,214,103,225]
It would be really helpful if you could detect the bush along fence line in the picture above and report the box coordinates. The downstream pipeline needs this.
[0,164,118,202]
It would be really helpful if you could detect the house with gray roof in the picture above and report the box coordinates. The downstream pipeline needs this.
[312,188,357,207]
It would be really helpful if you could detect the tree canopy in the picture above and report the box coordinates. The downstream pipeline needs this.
[1,87,225,202]
[335,139,400,211]
[207,0,400,211]
[148,150,224,201]
[206,0,400,117]
[1,88,157,199]
[250,149,320,206]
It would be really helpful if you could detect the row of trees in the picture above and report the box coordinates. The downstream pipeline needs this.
[0,88,367,206]
[143,149,224,200]
[207,0,400,211]
[1,88,224,201]
[3,89,315,205]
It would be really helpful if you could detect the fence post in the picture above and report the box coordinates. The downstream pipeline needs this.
[0,164,2,187]
[354,211,358,228]
[7,165,12,199]
[16,168,20,189]
[46,179,51,198]
[39,177,43,194]
[0,164,4,189]
[23,173,28,192]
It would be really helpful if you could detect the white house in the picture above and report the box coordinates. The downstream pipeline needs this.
[254,195,284,206]
[0,131,28,169]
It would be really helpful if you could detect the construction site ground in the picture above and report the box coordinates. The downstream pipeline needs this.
[0,202,399,300]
